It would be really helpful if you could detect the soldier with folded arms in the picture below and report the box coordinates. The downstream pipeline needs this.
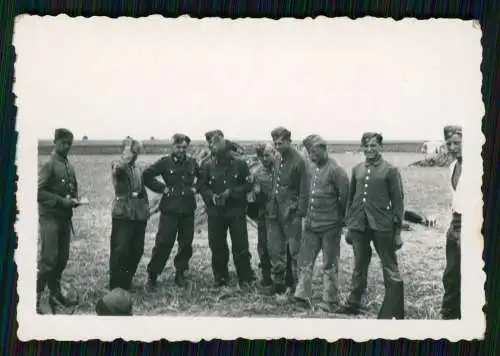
[143,133,199,288]
[109,137,149,291]
[37,128,82,313]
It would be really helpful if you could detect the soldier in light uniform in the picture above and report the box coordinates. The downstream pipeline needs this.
[109,137,149,291]
[294,135,349,312]
[143,133,199,288]
[37,128,81,313]
[339,132,405,319]
[441,125,463,319]
[262,127,308,296]
[199,137,256,287]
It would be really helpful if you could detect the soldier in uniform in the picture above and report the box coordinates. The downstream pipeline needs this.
[441,125,463,319]
[248,143,276,287]
[109,137,149,291]
[143,133,199,288]
[294,135,350,312]
[262,127,308,296]
[199,137,256,287]
[37,128,81,313]
[339,132,405,319]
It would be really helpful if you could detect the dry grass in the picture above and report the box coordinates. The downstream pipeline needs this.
[38,152,451,319]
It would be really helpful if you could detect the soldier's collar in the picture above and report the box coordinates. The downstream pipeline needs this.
[52,151,68,162]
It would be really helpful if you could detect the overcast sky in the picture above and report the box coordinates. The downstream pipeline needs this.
[13,16,482,141]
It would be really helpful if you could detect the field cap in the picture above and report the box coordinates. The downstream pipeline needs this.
[205,129,224,143]
[172,133,191,145]
[271,126,292,141]
[309,135,327,149]
[443,125,462,140]
[95,288,132,316]
[361,132,383,145]
[54,128,74,141]
[302,134,320,152]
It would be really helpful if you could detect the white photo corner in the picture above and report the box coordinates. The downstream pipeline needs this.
[13,15,485,341]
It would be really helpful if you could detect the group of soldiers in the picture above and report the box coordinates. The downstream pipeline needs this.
[37,125,463,319]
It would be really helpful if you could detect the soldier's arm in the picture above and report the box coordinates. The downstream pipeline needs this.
[228,160,252,199]
[198,160,215,207]
[37,160,62,207]
[193,160,201,193]
[388,167,405,226]
[332,165,350,222]
[345,167,357,218]
[297,157,309,218]
[142,158,167,194]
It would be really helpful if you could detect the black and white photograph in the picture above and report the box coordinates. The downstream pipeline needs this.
[15,15,484,341]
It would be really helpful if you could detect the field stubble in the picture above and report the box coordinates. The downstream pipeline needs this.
[38,152,451,319]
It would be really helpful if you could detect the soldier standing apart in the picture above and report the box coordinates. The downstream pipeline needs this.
[37,128,81,313]
[339,132,405,319]
[109,137,149,291]
[143,134,199,288]
[441,125,463,319]
[262,127,308,296]
[249,143,276,287]
[294,135,349,312]
[199,137,256,288]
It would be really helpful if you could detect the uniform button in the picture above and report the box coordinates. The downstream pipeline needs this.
[362,198,366,202]
[365,176,369,180]
[367,169,371,173]
[364,184,368,188]
[275,190,278,194]
[364,191,367,195]
[311,198,314,202]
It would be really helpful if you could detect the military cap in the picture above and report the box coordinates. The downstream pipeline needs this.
[54,128,74,141]
[302,134,320,152]
[271,126,292,141]
[308,135,327,149]
[95,288,132,316]
[205,129,224,143]
[172,133,191,145]
[361,132,383,145]
[443,125,462,140]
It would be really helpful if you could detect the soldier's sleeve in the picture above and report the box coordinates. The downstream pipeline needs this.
[198,160,214,207]
[332,164,350,222]
[142,157,167,194]
[73,164,79,200]
[388,166,405,226]
[345,166,357,218]
[37,159,62,207]
[232,160,252,199]
[193,160,201,193]
[296,157,309,218]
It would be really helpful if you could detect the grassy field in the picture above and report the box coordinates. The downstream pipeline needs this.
[38,152,452,319]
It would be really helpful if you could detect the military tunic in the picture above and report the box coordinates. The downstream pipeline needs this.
[109,159,149,290]
[295,157,349,304]
[37,151,78,296]
[143,153,199,278]
[344,155,405,316]
[266,147,308,288]
[199,155,255,284]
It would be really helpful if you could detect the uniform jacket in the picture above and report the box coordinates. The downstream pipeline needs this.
[199,155,252,217]
[267,147,308,220]
[346,155,405,232]
[38,151,78,219]
[142,154,199,215]
[111,159,149,221]
[449,159,464,215]
[305,157,350,232]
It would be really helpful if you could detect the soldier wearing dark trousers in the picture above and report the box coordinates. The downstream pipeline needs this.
[143,134,199,288]
[294,135,349,312]
[109,138,149,291]
[262,127,308,296]
[339,132,405,319]
[37,128,81,313]
[199,137,256,287]
[247,143,276,287]
[441,125,463,319]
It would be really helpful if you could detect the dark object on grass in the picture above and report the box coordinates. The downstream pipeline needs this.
[378,280,405,319]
